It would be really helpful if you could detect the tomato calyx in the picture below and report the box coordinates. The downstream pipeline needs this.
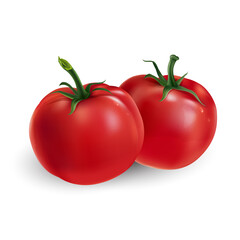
[144,55,204,105]
[53,57,112,114]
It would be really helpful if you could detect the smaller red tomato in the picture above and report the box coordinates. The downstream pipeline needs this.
[30,57,144,184]
[121,55,217,169]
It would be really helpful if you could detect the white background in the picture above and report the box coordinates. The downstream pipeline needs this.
[0,0,239,239]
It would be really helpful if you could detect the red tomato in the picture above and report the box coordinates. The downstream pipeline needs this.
[121,55,217,169]
[30,58,144,185]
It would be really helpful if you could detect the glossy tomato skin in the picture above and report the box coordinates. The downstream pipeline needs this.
[30,84,144,184]
[121,75,217,169]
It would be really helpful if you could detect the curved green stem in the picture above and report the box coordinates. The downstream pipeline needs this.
[53,57,113,114]
[143,54,204,105]
[68,68,88,99]
[58,57,88,99]
[167,55,179,87]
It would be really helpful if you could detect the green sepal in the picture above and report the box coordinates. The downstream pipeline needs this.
[59,82,78,95]
[85,81,106,93]
[91,88,112,95]
[69,99,82,115]
[159,86,172,102]
[145,74,167,86]
[159,85,205,105]
[177,86,205,106]
[176,73,188,85]
[143,60,167,85]
[52,91,76,99]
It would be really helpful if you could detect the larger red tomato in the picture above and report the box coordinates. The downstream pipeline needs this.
[30,58,144,185]
[121,55,217,169]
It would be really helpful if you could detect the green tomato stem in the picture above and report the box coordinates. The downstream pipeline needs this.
[58,57,89,99]
[144,54,204,105]
[55,57,113,114]
[167,55,179,87]
[67,68,89,99]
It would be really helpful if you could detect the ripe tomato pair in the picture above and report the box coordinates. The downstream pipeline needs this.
[30,55,217,185]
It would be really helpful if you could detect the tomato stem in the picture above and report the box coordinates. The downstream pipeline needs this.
[58,57,89,99]
[167,55,179,87]
[144,55,205,105]
[53,57,113,114]
[68,68,89,99]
